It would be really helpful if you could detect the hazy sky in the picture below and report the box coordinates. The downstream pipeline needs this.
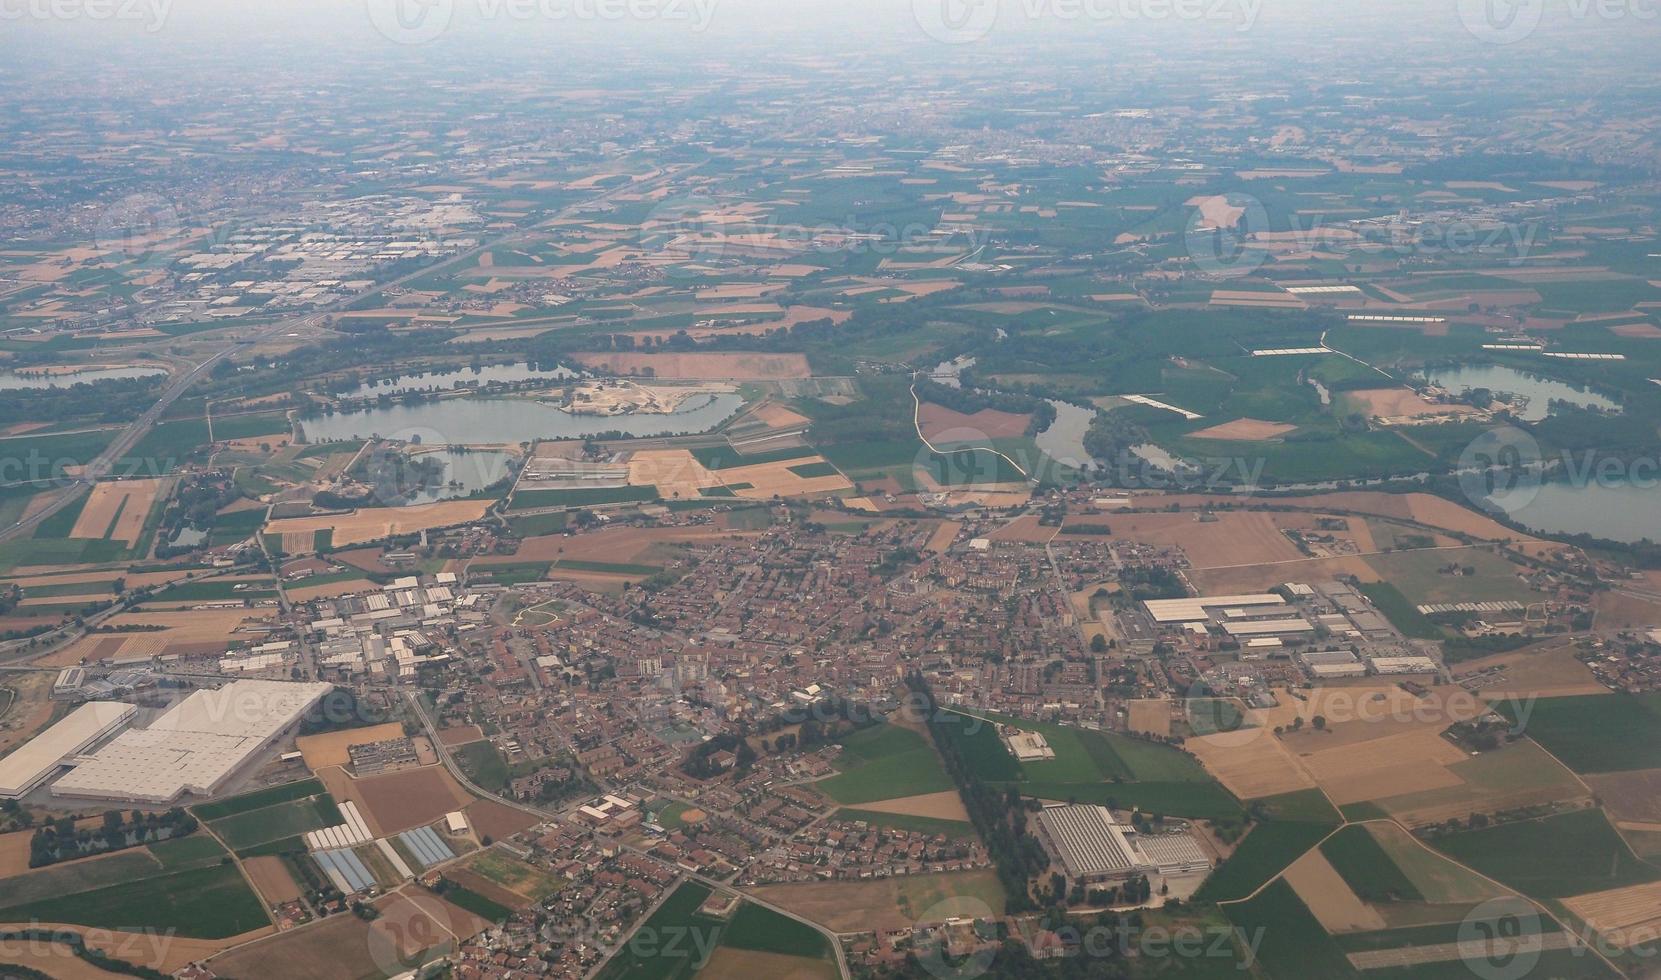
[1,0,1655,57]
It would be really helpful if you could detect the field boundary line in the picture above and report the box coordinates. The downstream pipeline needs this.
[909,383,1032,484]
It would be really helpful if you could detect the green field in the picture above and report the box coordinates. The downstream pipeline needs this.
[455,739,511,793]
[833,808,975,838]
[147,578,278,603]
[936,709,1240,820]
[691,444,818,470]
[1320,824,1422,903]
[507,511,568,536]
[0,859,267,939]
[786,461,840,478]
[1432,808,1660,899]
[1222,879,1354,979]
[1195,790,1340,903]
[1496,694,1661,773]
[192,778,328,821]
[1358,582,1446,640]
[211,411,291,441]
[1367,549,1538,606]
[1019,780,1244,822]
[208,795,340,851]
[596,881,722,980]
[439,882,515,922]
[719,903,834,960]
[815,724,954,805]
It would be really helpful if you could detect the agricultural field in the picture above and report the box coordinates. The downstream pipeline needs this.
[1431,808,1659,899]
[0,845,268,939]
[814,724,955,806]
[1195,790,1340,904]
[752,869,1006,934]
[1495,694,1661,774]
[264,500,492,551]
[207,793,341,853]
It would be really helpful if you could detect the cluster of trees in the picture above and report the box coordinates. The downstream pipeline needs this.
[29,808,197,868]
[0,374,166,426]
[681,731,757,779]
[154,470,240,559]
[911,674,1045,913]
[915,378,1056,435]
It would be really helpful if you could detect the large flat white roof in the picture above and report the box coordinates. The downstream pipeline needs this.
[1143,594,1285,624]
[52,681,332,804]
[0,702,135,799]
[1038,805,1148,879]
[1223,618,1315,636]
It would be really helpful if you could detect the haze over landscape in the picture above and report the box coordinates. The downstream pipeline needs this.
[1,2,1661,979]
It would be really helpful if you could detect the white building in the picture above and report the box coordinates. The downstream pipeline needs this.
[0,702,136,799]
[52,680,333,804]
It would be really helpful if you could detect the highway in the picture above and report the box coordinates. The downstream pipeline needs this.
[1,163,695,551]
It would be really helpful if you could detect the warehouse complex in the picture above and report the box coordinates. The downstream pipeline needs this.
[1036,804,1212,886]
[0,701,136,800]
[51,680,334,804]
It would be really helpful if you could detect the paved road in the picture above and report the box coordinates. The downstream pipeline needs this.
[2,163,695,550]
[405,691,852,980]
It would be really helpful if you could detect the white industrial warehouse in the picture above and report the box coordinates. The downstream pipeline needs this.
[0,701,136,800]
[51,680,334,804]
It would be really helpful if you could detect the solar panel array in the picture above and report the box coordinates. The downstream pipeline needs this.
[314,847,376,894]
[398,826,455,868]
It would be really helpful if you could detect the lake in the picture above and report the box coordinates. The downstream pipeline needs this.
[1423,364,1620,422]
[342,362,577,399]
[0,367,167,390]
[1485,479,1661,544]
[297,393,747,445]
[1034,400,1099,467]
